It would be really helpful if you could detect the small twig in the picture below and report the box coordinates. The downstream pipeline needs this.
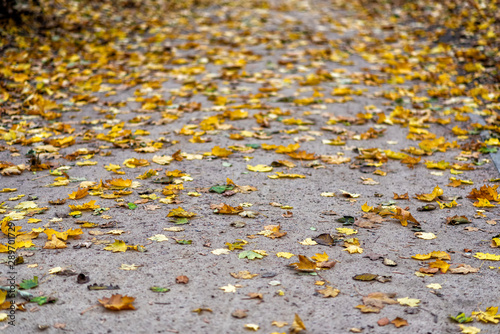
[353,284,363,296]
[80,303,100,315]
[313,270,329,283]
[31,174,51,181]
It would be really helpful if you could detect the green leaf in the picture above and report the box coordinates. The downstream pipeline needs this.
[209,185,234,194]
[150,286,170,293]
[336,216,354,226]
[222,162,232,167]
[226,241,244,251]
[170,218,189,225]
[450,312,473,323]
[19,276,38,290]
[127,203,137,210]
[480,147,498,154]
[245,144,260,149]
[175,239,192,245]
[30,296,48,305]
[238,251,263,260]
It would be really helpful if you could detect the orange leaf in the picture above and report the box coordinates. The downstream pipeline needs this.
[98,294,135,311]
[391,317,408,328]
[389,207,419,226]
[428,259,450,273]
[393,193,409,200]
[467,184,499,201]
[290,255,317,272]
[213,203,243,215]
[68,187,89,200]
[287,150,317,160]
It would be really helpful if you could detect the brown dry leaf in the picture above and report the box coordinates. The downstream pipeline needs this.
[1,164,26,176]
[245,293,263,300]
[98,294,135,311]
[176,275,189,284]
[467,184,499,201]
[393,192,409,200]
[172,150,183,161]
[317,286,340,298]
[362,292,398,309]
[449,264,480,274]
[290,255,317,272]
[230,271,258,279]
[355,213,384,228]
[377,318,390,326]
[213,203,243,215]
[391,317,408,328]
[231,309,248,318]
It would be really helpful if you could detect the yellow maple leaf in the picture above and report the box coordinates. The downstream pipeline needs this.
[437,199,458,209]
[275,143,300,154]
[68,187,89,200]
[429,259,450,273]
[458,325,481,334]
[298,238,317,245]
[361,202,373,212]
[212,146,233,157]
[474,252,500,261]
[311,252,329,262]
[104,240,128,252]
[472,306,500,323]
[247,164,273,172]
[268,172,306,179]
[415,185,443,202]
[343,245,363,254]
[43,235,67,249]
[397,297,420,307]
[167,207,197,218]
[68,200,100,211]
[276,252,295,259]
[123,158,149,168]
[473,198,496,207]
[412,251,451,260]
[336,228,357,235]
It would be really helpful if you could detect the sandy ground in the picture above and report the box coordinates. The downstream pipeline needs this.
[1,1,500,333]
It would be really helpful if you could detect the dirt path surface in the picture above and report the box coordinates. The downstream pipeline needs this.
[1,1,500,333]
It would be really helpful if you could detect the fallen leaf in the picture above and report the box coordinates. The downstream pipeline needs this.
[290,314,306,334]
[449,264,480,274]
[98,294,135,311]
[391,317,408,328]
[317,286,340,298]
[230,271,258,279]
[397,297,420,307]
[176,275,189,284]
[220,284,237,293]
